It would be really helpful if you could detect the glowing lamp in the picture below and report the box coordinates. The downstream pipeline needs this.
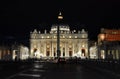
[58,16,63,19]
[100,34,105,40]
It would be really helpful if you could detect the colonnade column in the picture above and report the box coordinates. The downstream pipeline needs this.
[51,41,53,57]
[44,42,46,57]
[65,41,67,57]
[78,40,80,54]
[72,42,74,57]
[50,41,52,57]
[38,41,40,58]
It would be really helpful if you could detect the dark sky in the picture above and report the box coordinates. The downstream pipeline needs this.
[0,0,120,44]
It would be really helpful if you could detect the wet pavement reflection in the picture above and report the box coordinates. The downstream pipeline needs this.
[6,61,116,79]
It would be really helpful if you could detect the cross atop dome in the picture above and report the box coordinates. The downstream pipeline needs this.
[58,11,63,20]
[59,12,62,15]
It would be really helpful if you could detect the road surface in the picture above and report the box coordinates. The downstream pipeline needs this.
[5,61,116,79]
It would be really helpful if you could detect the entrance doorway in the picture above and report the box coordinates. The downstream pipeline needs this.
[81,49,85,56]
[69,51,72,57]
[46,51,50,57]
[33,48,37,57]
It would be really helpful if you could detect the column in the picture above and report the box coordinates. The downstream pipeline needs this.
[78,40,80,54]
[37,41,40,58]
[44,42,46,57]
[30,42,33,58]
[119,49,120,59]
[51,41,53,57]
[116,50,119,59]
[114,49,117,59]
[55,43,57,57]
[50,40,52,57]
[65,41,67,57]
[72,42,74,57]
[39,41,41,54]
[64,41,66,57]
[61,47,63,57]
[67,42,69,57]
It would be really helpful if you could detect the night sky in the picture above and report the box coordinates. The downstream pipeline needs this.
[0,0,120,45]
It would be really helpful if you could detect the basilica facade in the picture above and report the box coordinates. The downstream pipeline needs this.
[30,24,88,59]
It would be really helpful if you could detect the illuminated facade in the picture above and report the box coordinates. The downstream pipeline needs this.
[0,42,29,60]
[30,25,88,59]
[0,45,11,60]
[89,42,98,59]
[12,45,29,60]
[98,28,120,59]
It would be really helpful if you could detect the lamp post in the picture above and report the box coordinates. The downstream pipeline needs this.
[57,12,63,58]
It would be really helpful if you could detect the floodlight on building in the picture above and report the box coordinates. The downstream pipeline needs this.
[100,34,105,41]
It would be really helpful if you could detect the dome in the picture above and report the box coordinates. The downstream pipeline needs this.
[50,24,70,33]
